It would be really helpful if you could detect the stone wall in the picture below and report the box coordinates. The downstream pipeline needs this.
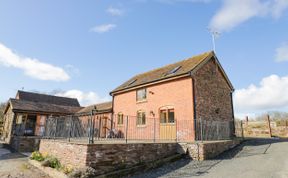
[178,139,240,160]
[10,136,41,152]
[193,58,233,122]
[39,139,178,175]
[2,106,15,143]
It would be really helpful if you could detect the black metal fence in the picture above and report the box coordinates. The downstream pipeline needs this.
[195,118,234,141]
[42,115,235,143]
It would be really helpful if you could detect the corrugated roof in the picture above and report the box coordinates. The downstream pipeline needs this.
[77,101,112,115]
[9,99,82,114]
[17,90,80,107]
[111,51,213,94]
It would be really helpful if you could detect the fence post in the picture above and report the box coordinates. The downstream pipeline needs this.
[92,116,95,144]
[216,122,219,140]
[126,116,129,144]
[240,120,244,139]
[200,117,203,143]
[153,117,156,143]
[88,111,95,144]
[99,117,102,140]
[267,115,272,138]
[68,116,72,142]
[54,117,58,140]
[175,119,178,142]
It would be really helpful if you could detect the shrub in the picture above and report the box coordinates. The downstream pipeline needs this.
[68,166,97,178]
[30,151,45,162]
[41,156,61,170]
[62,165,74,174]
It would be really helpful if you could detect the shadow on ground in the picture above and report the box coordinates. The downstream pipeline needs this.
[0,143,27,161]
[132,138,288,178]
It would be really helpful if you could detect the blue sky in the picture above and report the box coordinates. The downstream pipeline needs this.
[0,0,288,117]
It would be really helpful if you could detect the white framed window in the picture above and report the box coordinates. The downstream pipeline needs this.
[136,88,147,102]
[160,108,175,124]
[137,111,146,125]
[117,113,124,125]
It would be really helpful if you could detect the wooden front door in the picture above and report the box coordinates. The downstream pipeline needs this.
[100,117,108,138]
[160,109,176,140]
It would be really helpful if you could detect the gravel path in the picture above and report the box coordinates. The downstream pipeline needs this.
[132,138,288,178]
[0,144,51,178]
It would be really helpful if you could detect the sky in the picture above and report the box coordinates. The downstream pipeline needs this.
[0,0,288,118]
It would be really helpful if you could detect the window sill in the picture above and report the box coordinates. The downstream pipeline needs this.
[136,125,147,128]
[117,124,124,127]
[136,100,147,104]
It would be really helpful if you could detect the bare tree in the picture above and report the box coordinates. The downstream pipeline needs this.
[254,111,288,121]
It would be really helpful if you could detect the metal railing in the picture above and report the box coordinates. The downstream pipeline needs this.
[40,115,235,143]
[195,118,234,141]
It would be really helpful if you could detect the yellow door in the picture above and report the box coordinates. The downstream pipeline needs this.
[160,109,176,140]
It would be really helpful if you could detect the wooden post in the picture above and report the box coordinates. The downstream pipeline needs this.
[240,120,244,139]
[246,116,249,125]
[267,115,272,138]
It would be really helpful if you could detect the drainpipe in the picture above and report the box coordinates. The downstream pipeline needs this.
[111,94,115,130]
[230,92,235,138]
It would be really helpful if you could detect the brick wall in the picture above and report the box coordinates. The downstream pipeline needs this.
[39,139,178,175]
[193,58,233,122]
[113,77,195,141]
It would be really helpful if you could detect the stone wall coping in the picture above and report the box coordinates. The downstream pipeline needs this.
[40,139,179,146]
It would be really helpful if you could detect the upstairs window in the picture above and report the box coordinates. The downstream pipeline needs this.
[136,88,147,102]
[117,113,124,125]
[137,111,146,125]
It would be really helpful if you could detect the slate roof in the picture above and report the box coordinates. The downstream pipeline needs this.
[17,90,80,107]
[9,99,82,114]
[111,51,214,94]
[77,101,112,115]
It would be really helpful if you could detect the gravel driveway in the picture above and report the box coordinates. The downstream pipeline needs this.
[0,143,50,178]
[133,138,288,178]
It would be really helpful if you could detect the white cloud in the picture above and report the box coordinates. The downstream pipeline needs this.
[210,0,288,32]
[90,24,117,33]
[55,90,111,106]
[107,7,124,16]
[272,0,288,18]
[0,43,70,81]
[234,74,288,115]
[275,43,288,62]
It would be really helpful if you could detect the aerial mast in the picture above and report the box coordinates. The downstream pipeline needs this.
[208,28,220,53]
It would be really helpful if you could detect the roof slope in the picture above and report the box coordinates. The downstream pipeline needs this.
[77,101,112,115]
[111,51,214,94]
[9,99,82,114]
[17,90,80,107]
